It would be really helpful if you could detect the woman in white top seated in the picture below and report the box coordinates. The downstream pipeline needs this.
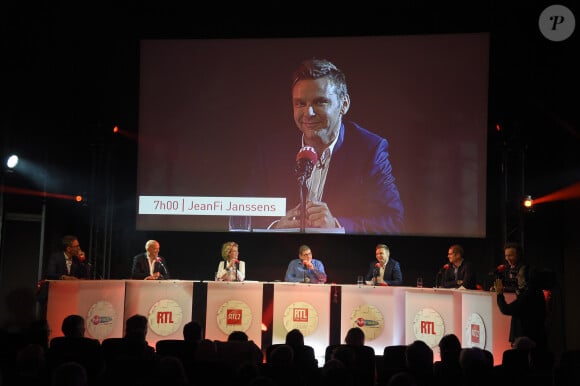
[216,241,245,281]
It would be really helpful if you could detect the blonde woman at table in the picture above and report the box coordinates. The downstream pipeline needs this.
[216,241,245,281]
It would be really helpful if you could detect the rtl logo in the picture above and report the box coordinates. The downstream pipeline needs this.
[293,308,308,322]
[227,309,242,325]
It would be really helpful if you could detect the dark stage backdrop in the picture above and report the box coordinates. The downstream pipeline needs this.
[136,34,490,237]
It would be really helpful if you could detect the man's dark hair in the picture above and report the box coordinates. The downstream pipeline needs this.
[450,244,464,257]
[504,242,523,257]
[292,58,348,100]
[61,235,78,251]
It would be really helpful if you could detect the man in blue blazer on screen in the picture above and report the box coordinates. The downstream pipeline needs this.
[264,58,404,234]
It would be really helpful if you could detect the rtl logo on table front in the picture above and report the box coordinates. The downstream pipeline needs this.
[227,309,243,325]
[293,307,309,322]
[156,311,174,324]
[420,320,437,335]
[149,299,183,337]
[413,308,444,347]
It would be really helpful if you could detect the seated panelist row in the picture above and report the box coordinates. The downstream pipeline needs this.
[124,239,521,290]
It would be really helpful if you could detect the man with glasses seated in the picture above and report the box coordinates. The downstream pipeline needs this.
[46,235,90,280]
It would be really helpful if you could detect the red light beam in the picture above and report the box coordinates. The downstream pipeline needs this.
[0,186,78,201]
[532,182,580,205]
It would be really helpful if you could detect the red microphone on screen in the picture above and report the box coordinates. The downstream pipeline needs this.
[295,146,318,184]
[443,263,450,270]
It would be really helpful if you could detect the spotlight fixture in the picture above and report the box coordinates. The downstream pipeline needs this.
[6,154,19,169]
[523,195,534,211]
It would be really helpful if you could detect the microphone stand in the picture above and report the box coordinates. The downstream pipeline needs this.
[303,262,310,283]
[157,258,169,279]
[295,155,314,234]
[298,178,308,233]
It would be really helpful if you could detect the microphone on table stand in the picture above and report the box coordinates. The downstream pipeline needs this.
[302,260,311,283]
[156,257,170,279]
[233,259,239,281]
[435,263,450,288]
[373,263,381,285]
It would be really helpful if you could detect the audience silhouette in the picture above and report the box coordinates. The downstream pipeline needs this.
[0,313,573,386]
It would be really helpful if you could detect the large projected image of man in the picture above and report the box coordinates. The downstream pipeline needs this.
[137,35,488,236]
[266,58,404,234]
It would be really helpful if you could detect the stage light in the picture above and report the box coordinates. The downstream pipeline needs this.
[523,195,534,210]
[6,154,19,169]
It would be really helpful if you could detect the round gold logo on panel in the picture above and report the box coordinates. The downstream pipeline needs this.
[412,307,445,348]
[464,313,486,349]
[86,300,116,340]
[350,304,384,341]
[148,299,183,336]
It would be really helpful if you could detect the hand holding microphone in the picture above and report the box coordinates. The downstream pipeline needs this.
[302,260,313,270]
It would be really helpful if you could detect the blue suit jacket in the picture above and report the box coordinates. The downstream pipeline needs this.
[46,252,89,280]
[321,121,404,233]
[365,259,403,286]
[253,121,404,234]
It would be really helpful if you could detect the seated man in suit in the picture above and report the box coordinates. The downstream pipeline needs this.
[45,235,90,280]
[130,239,170,280]
[365,244,403,286]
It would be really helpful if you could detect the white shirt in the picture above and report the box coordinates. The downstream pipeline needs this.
[216,260,246,281]
[303,135,339,202]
